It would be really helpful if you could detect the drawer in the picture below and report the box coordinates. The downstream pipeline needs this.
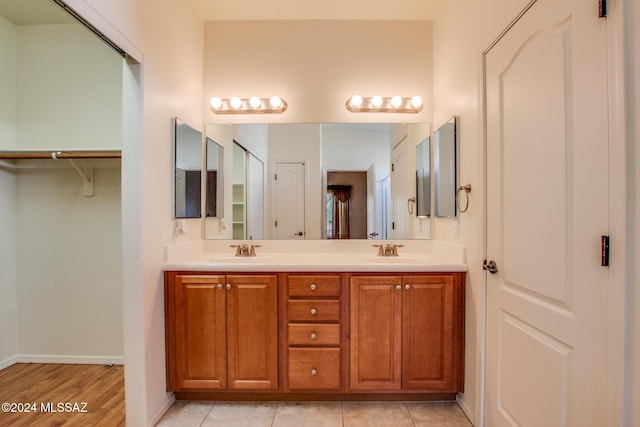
[288,348,341,391]
[288,275,341,297]
[288,300,341,322]
[288,323,341,346]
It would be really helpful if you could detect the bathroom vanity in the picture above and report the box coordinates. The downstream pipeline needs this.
[163,240,467,401]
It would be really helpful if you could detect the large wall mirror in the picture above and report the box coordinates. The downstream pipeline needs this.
[205,122,431,240]
[434,116,458,218]
[174,118,203,218]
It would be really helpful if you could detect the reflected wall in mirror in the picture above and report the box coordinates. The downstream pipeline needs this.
[174,118,203,218]
[205,122,430,240]
[434,116,458,218]
[415,137,430,217]
[206,137,224,218]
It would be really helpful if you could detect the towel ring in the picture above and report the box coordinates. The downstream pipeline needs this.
[456,184,472,213]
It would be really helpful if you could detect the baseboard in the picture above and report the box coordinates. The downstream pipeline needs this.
[0,355,18,371]
[457,393,476,426]
[17,354,124,365]
[149,393,175,427]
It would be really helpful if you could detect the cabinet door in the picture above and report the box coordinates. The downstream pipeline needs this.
[402,274,456,391]
[173,275,227,390]
[226,274,279,390]
[350,276,403,391]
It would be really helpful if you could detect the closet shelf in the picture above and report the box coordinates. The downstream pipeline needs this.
[0,150,121,160]
[0,150,121,197]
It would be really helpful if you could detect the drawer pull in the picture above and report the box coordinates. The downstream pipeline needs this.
[310,308,317,315]
[310,333,318,340]
[226,284,232,290]
[217,284,223,290]
[311,368,317,376]
[405,284,411,290]
[395,285,401,290]
[310,284,317,291]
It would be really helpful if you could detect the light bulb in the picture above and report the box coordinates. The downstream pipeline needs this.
[249,96,261,108]
[269,96,282,108]
[371,95,383,108]
[391,96,403,108]
[350,95,363,108]
[410,96,423,108]
[230,97,242,109]
[210,97,222,109]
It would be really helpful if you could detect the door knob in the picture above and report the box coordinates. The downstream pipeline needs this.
[295,231,304,236]
[483,259,498,274]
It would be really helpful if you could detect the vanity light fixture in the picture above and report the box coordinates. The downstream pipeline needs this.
[346,95,423,113]
[210,96,288,114]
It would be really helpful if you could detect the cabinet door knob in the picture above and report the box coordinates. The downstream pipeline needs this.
[311,368,317,376]
[405,284,411,290]
[310,333,317,340]
[226,284,232,290]
[217,284,223,290]
[310,308,317,315]
[396,285,401,290]
[310,284,317,291]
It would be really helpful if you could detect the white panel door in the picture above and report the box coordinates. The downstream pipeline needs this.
[485,0,609,426]
[391,137,408,239]
[247,153,264,240]
[274,162,305,239]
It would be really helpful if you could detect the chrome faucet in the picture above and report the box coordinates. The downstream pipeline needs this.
[372,243,404,257]
[230,243,261,257]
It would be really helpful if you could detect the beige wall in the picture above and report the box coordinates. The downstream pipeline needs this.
[62,0,204,424]
[203,20,433,125]
[432,0,532,423]
[16,164,123,360]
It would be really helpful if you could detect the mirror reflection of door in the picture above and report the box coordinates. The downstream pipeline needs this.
[274,162,306,239]
[391,136,409,239]
[326,171,368,239]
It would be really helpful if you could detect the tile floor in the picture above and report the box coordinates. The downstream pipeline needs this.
[156,401,473,427]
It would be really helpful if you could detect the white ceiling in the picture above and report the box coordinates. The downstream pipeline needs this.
[188,0,444,21]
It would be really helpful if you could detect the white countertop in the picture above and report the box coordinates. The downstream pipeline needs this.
[163,240,468,273]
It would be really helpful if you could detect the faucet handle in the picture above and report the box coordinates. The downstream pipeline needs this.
[372,244,385,256]
[249,244,261,256]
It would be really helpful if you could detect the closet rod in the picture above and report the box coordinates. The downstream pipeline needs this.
[0,151,121,160]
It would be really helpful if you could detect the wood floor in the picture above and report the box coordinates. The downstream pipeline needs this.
[0,363,125,427]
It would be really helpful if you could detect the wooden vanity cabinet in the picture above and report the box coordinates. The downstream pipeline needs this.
[165,273,278,392]
[350,273,464,393]
[165,270,464,399]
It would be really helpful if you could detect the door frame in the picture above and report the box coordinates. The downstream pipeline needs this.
[478,1,631,426]
[321,167,376,239]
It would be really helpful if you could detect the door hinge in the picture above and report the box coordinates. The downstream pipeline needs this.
[392,221,396,230]
[598,0,607,18]
[275,220,278,227]
[601,235,610,266]
[274,174,277,181]
[391,164,395,172]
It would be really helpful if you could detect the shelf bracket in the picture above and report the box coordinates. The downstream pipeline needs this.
[66,158,94,197]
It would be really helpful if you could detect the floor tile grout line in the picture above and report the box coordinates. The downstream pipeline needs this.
[405,402,418,427]
[198,400,215,427]
[270,400,279,427]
